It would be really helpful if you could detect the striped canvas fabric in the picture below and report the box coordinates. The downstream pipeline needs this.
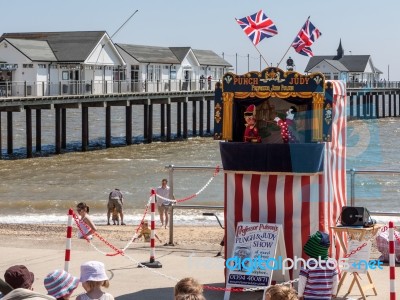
[224,81,347,280]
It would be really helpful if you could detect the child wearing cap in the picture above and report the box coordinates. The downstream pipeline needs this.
[76,261,114,300]
[44,270,79,300]
[298,231,338,300]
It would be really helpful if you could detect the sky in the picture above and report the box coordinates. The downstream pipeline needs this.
[2,0,400,80]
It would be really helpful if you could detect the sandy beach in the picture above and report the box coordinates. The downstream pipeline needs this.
[1,223,399,300]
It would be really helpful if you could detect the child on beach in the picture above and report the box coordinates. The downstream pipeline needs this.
[264,285,298,300]
[44,270,79,300]
[76,261,114,300]
[76,202,97,240]
[174,277,205,300]
[298,231,338,300]
[135,220,162,243]
[112,208,119,225]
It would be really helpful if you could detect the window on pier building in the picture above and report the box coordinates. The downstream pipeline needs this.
[154,65,161,81]
[131,65,139,83]
[147,65,154,81]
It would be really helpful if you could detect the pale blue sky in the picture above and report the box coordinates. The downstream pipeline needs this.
[2,0,399,80]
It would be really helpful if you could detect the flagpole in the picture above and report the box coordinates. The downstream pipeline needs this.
[253,44,270,68]
[276,16,310,69]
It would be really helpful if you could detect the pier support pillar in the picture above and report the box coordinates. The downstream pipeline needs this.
[55,107,61,154]
[183,101,188,139]
[147,104,153,144]
[82,106,88,152]
[62,108,67,149]
[126,105,132,145]
[206,99,211,134]
[356,94,361,119]
[177,102,182,138]
[161,103,165,138]
[7,111,13,155]
[192,100,197,136]
[376,93,381,118]
[143,104,148,141]
[166,102,171,142]
[26,108,32,158]
[389,92,393,117]
[106,106,111,148]
[36,109,41,152]
[199,98,204,137]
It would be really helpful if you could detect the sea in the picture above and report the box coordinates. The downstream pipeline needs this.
[0,105,399,226]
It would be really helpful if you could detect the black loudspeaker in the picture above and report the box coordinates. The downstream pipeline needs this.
[340,206,371,227]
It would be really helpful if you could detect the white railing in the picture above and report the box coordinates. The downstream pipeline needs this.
[0,78,218,98]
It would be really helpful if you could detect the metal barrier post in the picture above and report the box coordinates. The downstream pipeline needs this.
[350,168,356,206]
[168,164,175,245]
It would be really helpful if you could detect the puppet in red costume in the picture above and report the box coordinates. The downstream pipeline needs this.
[243,104,261,143]
[274,106,299,143]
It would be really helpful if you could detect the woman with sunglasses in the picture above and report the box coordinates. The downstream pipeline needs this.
[76,202,97,240]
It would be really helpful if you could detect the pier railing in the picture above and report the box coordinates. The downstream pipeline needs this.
[166,165,400,245]
[0,78,218,98]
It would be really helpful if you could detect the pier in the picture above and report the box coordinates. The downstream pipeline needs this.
[0,83,399,159]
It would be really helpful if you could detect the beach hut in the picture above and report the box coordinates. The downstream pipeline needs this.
[214,67,347,282]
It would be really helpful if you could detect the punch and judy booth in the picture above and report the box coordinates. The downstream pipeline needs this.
[214,67,347,281]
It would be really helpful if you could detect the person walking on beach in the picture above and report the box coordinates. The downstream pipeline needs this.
[76,261,114,300]
[44,270,79,300]
[76,202,97,240]
[107,188,125,225]
[156,179,173,229]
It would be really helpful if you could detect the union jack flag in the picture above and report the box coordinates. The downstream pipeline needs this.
[291,18,322,56]
[236,10,278,46]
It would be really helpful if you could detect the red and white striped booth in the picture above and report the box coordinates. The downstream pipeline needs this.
[216,72,347,280]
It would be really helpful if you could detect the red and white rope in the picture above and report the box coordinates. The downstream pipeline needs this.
[155,165,220,204]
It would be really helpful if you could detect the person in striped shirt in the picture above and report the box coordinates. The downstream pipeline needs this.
[298,231,338,300]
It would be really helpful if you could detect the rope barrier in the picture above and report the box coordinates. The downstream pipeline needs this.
[155,165,220,204]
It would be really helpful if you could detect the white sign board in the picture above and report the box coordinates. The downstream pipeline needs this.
[347,240,371,274]
[226,222,289,289]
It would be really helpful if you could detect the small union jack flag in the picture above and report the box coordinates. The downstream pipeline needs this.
[291,18,322,57]
[236,10,278,46]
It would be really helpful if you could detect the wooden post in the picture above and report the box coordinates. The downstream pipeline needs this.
[206,99,211,134]
[147,104,153,143]
[106,106,111,148]
[183,101,188,139]
[62,108,67,149]
[356,94,361,119]
[382,92,386,118]
[166,102,171,142]
[36,109,41,152]
[177,102,182,138]
[389,91,392,117]
[126,105,132,145]
[7,111,13,155]
[375,93,380,118]
[192,100,197,136]
[199,98,204,136]
[26,107,32,158]
[160,103,165,138]
[143,104,148,141]
[55,107,61,154]
[82,106,88,152]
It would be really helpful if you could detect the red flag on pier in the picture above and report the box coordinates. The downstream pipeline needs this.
[291,17,322,57]
[236,9,278,46]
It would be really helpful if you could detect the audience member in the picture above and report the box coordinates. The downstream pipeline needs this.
[76,202,97,240]
[3,265,55,300]
[264,285,298,300]
[298,231,338,300]
[174,277,205,300]
[44,270,79,300]
[76,261,114,300]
